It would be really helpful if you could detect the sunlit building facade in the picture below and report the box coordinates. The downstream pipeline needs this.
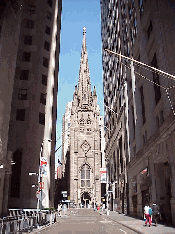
[6,0,62,210]
[101,0,175,224]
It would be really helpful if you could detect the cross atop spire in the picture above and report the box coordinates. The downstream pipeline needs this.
[83,27,86,34]
[77,28,91,107]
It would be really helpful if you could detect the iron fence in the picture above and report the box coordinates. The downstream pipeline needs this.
[0,209,57,233]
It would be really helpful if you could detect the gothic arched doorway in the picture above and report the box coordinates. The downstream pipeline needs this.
[81,192,91,208]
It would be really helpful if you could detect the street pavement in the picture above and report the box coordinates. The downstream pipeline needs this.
[32,208,136,234]
[31,208,175,234]
[100,210,175,234]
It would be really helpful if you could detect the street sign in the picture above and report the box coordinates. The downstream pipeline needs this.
[61,191,67,194]
[40,182,44,190]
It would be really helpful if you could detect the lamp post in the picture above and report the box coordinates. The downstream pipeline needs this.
[39,138,52,209]
[29,172,40,209]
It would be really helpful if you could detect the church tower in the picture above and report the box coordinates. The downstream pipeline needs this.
[69,28,101,206]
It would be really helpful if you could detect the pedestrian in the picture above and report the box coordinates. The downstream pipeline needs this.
[152,202,160,226]
[57,203,62,217]
[144,203,152,227]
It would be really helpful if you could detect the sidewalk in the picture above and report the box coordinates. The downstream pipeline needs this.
[99,210,175,234]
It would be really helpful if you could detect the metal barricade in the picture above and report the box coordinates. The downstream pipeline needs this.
[0,209,57,233]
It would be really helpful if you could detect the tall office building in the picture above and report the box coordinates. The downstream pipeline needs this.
[6,0,62,211]
[101,0,175,224]
[0,0,23,217]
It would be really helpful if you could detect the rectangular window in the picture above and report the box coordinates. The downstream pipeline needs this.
[42,74,47,86]
[26,20,34,29]
[140,86,146,124]
[16,109,25,121]
[45,25,51,35]
[18,89,27,100]
[22,52,31,62]
[44,41,50,51]
[47,0,52,7]
[151,54,161,105]
[27,5,36,14]
[86,180,90,187]
[24,35,32,45]
[20,70,29,80]
[43,57,48,68]
[40,93,46,105]
[81,180,85,187]
[46,11,52,21]
[39,112,45,125]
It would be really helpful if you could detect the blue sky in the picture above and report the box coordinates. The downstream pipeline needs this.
[56,0,103,165]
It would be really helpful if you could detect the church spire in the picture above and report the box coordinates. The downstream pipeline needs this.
[77,27,91,107]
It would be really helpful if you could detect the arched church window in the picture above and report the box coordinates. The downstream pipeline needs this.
[81,164,90,187]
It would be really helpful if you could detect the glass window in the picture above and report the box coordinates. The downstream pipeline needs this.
[45,25,51,35]
[18,89,27,100]
[81,164,90,187]
[24,35,32,45]
[20,70,29,80]
[39,112,45,125]
[47,0,52,7]
[26,20,34,29]
[42,74,47,86]
[40,93,46,105]
[44,41,50,51]
[46,11,52,21]
[22,52,31,62]
[16,109,25,121]
[27,5,36,14]
[43,57,48,68]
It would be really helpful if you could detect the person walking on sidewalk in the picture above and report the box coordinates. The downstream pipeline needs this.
[144,203,152,227]
[152,202,160,226]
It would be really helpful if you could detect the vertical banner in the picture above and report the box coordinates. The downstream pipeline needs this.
[40,157,48,177]
[100,168,107,183]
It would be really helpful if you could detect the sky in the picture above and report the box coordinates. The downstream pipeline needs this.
[56,0,104,166]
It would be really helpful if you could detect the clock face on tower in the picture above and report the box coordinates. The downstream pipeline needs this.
[81,140,91,154]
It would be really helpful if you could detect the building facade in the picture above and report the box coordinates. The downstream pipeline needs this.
[101,0,175,224]
[5,0,62,211]
[0,0,23,217]
[61,28,102,207]
[101,0,132,213]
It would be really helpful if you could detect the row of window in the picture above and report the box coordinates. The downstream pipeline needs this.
[27,0,52,15]
[24,35,51,52]
[26,19,51,36]
[22,52,49,68]
[19,70,47,86]
[16,109,45,125]
[18,89,46,104]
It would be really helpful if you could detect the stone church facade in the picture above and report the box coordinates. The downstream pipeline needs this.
[64,28,102,206]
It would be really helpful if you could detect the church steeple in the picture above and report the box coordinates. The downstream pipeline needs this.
[77,27,91,107]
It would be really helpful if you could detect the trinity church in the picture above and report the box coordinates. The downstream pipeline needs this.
[58,28,102,207]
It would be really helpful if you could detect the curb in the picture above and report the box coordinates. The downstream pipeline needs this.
[98,212,143,234]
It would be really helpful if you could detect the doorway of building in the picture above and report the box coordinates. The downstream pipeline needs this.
[81,192,91,208]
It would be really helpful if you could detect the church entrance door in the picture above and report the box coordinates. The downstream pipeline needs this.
[81,192,91,208]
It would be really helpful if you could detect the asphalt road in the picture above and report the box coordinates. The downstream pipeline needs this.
[34,209,137,234]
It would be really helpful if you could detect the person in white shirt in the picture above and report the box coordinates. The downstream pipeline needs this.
[144,203,152,227]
